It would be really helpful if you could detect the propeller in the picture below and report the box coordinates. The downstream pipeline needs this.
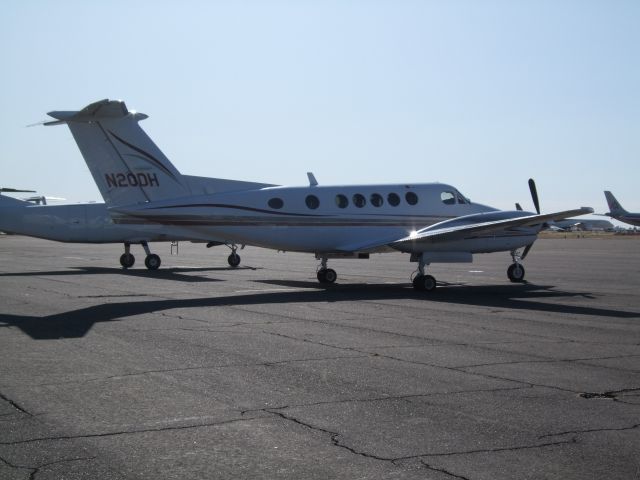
[528,178,540,214]
[521,178,541,260]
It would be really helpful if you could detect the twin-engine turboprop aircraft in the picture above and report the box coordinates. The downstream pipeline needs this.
[44,99,592,291]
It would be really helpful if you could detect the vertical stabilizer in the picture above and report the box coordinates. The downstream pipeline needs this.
[46,99,190,206]
[604,191,627,215]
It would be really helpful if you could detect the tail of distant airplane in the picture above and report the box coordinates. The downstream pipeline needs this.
[46,99,190,206]
[604,191,627,215]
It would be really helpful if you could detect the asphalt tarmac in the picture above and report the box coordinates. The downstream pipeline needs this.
[0,235,639,479]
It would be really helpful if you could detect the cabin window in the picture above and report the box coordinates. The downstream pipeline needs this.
[353,193,366,208]
[305,194,320,209]
[268,198,284,209]
[335,194,348,208]
[387,193,400,206]
[441,191,456,205]
[405,191,419,205]
[370,193,383,207]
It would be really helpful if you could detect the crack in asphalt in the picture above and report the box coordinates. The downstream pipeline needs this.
[264,407,578,467]
[538,423,640,440]
[419,459,472,480]
[0,453,98,480]
[0,416,256,446]
[0,391,32,416]
[17,354,370,388]
[240,385,532,416]
[259,327,626,397]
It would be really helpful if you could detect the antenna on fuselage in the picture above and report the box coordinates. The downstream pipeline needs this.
[307,172,318,187]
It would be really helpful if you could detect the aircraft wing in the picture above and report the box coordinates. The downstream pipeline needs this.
[395,207,593,245]
[337,207,593,252]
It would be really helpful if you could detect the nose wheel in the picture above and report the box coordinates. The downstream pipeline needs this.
[507,249,526,282]
[507,263,525,282]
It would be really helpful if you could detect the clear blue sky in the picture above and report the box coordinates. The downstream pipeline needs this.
[1,0,638,217]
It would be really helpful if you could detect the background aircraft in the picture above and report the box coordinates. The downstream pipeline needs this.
[603,191,640,227]
[45,99,592,291]
[0,193,239,269]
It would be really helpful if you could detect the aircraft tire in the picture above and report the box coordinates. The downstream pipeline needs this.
[413,274,436,292]
[507,263,525,282]
[423,274,437,291]
[120,253,135,269]
[324,268,337,283]
[145,254,161,270]
[228,253,241,268]
[317,268,337,284]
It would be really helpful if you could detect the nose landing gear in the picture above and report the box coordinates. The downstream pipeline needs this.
[507,249,526,282]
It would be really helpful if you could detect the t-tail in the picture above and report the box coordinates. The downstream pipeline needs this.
[46,99,190,207]
[604,191,627,216]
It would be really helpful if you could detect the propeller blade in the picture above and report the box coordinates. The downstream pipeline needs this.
[521,243,534,260]
[528,178,540,214]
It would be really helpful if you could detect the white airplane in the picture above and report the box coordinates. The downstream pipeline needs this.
[603,191,640,227]
[44,99,592,291]
[0,192,240,269]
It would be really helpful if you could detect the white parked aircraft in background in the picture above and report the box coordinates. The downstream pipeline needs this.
[603,191,640,227]
[0,192,238,269]
[44,99,592,290]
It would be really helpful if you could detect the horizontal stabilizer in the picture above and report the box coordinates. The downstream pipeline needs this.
[45,99,147,125]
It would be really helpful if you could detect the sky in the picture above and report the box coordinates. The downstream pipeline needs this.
[1,0,638,219]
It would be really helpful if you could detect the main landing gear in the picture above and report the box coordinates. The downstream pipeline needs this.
[507,249,526,282]
[227,244,242,268]
[316,256,337,284]
[412,254,437,292]
[119,242,161,270]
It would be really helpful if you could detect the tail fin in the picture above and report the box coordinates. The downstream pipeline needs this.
[604,191,627,215]
[46,99,190,206]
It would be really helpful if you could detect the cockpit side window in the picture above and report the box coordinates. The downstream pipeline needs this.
[441,191,456,205]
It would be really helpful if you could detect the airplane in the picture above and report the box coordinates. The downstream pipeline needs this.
[603,191,640,227]
[43,99,593,291]
[0,193,241,269]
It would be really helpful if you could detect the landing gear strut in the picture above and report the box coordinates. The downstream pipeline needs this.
[507,249,526,282]
[412,253,437,292]
[316,256,337,284]
[142,241,161,270]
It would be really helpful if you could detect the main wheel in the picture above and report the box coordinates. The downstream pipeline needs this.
[228,253,241,267]
[507,263,525,282]
[145,254,161,270]
[120,253,135,269]
[323,268,337,283]
[423,274,437,291]
[317,268,337,284]
[413,274,436,291]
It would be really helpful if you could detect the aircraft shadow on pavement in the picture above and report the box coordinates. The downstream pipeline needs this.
[0,265,260,283]
[1,281,638,340]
